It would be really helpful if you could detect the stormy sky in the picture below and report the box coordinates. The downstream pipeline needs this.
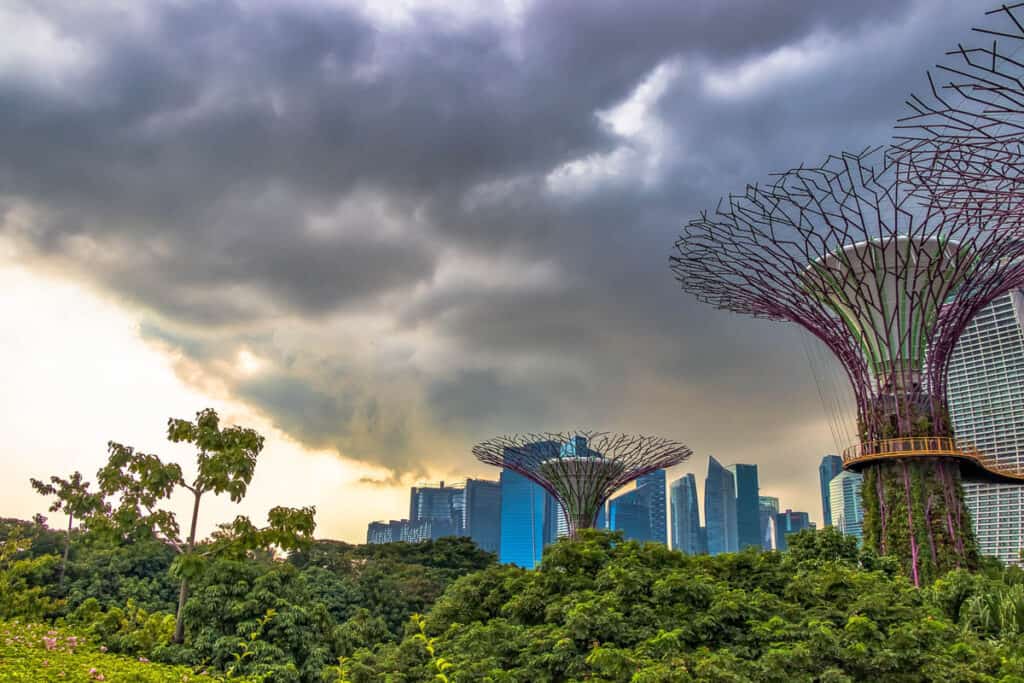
[0,0,995,540]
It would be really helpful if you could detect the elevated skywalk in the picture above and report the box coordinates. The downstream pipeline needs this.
[842,437,1024,485]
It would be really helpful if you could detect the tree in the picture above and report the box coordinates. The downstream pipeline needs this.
[97,408,314,643]
[29,471,106,586]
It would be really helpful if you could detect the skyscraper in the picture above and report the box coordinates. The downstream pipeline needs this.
[728,464,760,549]
[464,478,501,554]
[670,473,703,554]
[609,489,652,541]
[636,470,668,544]
[704,456,737,554]
[819,455,843,527]
[499,468,547,568]
[499,440,563,568]
[775,509,812,551]
[947,290,1024,564]
[829,471,864,542]
[409,481,463,539]
[758,496,779,550]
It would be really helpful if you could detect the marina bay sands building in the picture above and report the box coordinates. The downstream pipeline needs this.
[948,291,1024,564]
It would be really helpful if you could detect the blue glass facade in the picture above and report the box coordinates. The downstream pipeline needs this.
[465,478,501,554]
[499,469,547,568]
[775,509,812,551]
[829,471,863,542]
[670,473,704,554]
[609,490,651,541]
[408,482,462,540]
[758,496,779,550]
[728,464,760,549]
[636,470,667,544]
[818,455,842,527]
[704,456,737,555]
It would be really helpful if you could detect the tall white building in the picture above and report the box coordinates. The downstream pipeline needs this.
[947,290,1024,564]
[828,470,863,541]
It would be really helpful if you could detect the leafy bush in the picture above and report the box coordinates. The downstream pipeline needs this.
[343,529,1024,681]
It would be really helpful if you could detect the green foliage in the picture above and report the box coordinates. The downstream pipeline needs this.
[0,619,257,681]
[861,460,979,586]
[345,530,1024,681]
[29,472,108,587]
[0,527,62,620]
[94,408,316,644]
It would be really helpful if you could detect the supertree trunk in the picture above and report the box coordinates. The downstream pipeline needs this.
[861,460,978,585]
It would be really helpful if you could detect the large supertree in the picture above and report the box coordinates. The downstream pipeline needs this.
[670,146,1024,585]
[473,431,691,538]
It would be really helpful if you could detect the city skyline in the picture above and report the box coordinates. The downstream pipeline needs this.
[367,454,817,559]
[0,1,988,544]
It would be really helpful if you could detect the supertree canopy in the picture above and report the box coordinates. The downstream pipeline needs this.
[472,431,691,538]
[670,146,1024,584]
[894,4,1024,212]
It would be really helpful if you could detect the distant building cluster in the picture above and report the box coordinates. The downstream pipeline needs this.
[669,456,814,555]
[368,447,825,564]
[818,454,863,543]
[366,478,501,552]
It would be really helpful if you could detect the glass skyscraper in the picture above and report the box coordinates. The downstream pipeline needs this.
[609,490,652,541]
[758,495,779,550]
[464,478,501,554]
[670,473,704,554]
[409,481,463,539]
[818,455,843,527]
[498,440,564,568]
[704,456,737,555]
[775,509,812,551]
[638,470,667,544]
[947,290,1024,564]
[499,468,547,568]
[728,464,760,549]
[828,470,863,542]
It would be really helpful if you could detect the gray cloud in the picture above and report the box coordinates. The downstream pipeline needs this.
[0,0,992,512]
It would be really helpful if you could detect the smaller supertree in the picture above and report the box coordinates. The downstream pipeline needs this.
[473,431,691,538]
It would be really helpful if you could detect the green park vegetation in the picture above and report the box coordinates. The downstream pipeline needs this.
[6,410,1024,681]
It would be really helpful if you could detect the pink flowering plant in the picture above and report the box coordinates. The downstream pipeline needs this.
[0,619,255,681]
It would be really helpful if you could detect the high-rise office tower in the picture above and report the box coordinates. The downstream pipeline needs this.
[947,291,1024,564]
[464,478,501,554]
[728,464,760,549]
[366,521,391,544]
[499,469,547,568]
[758,496,779,550]
[670,473,704,554]
[818,455,843,527]
[636,470,668,544]
[498,440,566,568]
[775,509,812,551]
[704,456,737,554]
[409,481,463,539]
[609,490,652,541]
[829,471,864,542]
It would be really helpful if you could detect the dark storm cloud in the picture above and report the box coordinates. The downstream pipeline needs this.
[0,0,989,479]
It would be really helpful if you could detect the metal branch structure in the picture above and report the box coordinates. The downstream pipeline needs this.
[473,431,691,539]
[894,3,1024,214]
[671,146,1024,584]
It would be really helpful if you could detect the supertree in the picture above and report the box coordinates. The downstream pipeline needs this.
[894,4,1024,211]
[670,146,1024,585]
[472,431,691,538]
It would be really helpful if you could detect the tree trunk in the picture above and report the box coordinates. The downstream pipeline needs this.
[173,490,203,644]
[59,513,72,587]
